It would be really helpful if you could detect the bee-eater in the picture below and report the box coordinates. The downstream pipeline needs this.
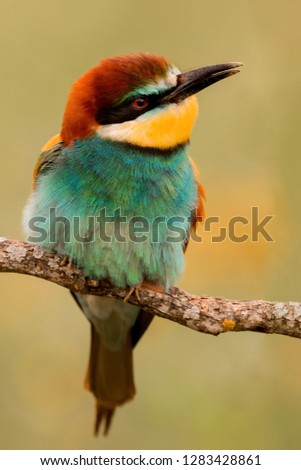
[23,53,241,435]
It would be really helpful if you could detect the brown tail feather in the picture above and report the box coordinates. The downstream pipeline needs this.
[94,403,115,436]
[72,293,153,436]
[85,322,136,435]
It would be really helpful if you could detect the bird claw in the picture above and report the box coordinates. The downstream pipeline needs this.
[134,288,142,303]
[60,255,73,275]
[60,255,69,267]
[87,278,100,288]
[123,287,141,303]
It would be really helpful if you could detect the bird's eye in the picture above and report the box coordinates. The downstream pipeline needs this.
[132,97,149,110]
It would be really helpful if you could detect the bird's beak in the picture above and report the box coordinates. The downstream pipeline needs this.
[161,62,243,105]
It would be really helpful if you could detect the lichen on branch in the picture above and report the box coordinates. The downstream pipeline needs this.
[1,238,301,339]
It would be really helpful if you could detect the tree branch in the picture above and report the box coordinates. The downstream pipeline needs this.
[1,238,301,339]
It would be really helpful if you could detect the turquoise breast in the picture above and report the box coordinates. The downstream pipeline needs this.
[30,136,197,288]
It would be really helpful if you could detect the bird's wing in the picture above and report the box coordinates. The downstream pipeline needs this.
[183,157,206,252]
[33,134,65,187]
[189,156,206,227]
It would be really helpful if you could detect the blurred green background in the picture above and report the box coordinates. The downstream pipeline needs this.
[1,0,301,450]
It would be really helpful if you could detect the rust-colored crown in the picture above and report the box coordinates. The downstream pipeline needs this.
[61,53,171,145]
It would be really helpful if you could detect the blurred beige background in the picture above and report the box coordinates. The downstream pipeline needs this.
[1,0,301,450]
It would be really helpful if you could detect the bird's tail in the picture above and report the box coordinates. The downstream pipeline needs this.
[73,294,143,435]
[86,317,136,435]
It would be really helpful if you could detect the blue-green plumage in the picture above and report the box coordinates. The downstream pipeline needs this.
[28,135,197,288]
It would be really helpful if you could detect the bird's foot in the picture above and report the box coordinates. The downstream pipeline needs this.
[86,278,100,288]
[123,286,141,303]
[60,255,69,267]
[60,255,73,275]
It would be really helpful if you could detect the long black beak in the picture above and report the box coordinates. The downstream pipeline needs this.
[161,62,243,105]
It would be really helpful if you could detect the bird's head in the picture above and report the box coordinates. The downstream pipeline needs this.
[61,53,241,149]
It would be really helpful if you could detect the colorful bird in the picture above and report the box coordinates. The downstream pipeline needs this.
[23,53,241,435]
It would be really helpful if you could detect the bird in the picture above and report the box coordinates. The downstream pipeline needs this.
[23,53,241,435]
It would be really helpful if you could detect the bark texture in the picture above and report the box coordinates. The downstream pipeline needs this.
[1,238,301,339]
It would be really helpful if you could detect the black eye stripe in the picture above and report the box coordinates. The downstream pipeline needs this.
[96,89,174,125]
